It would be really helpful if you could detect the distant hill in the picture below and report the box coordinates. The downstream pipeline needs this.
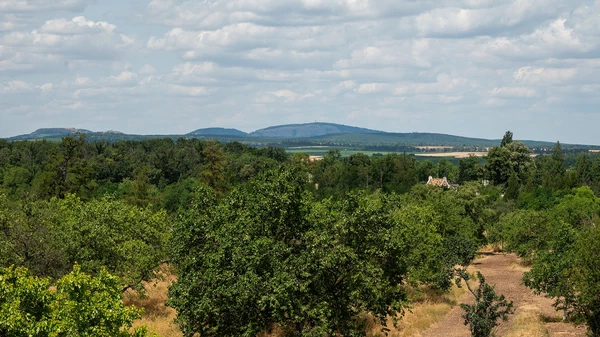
[187,127,247,137]
[9,128,92,140]
[250,122,384,138]
[5,124,598,151]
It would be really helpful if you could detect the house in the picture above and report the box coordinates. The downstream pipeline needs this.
[426,176,450,188]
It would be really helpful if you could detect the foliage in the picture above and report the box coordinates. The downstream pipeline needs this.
[457,155,483,184]
[0,265,151,337]
[500,209,553,258]
[456,269,514,337]
[51,195,171,292]
[524,221,600,336]
[485,140,533,186]
[168,168,442,337]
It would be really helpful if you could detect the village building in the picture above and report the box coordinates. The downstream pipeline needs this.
[426,176,450,188]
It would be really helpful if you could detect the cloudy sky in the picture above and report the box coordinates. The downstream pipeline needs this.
[1,0,599,144]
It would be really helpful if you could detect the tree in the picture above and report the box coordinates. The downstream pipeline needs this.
[500,131,513,148]
[458,155,482,184]
[504,171,520,200]
[0,265,151,337]
[485,134,532,185]
[199,140,228,192]
[524,216,600,336]
[50,195,170,292]
[168,168,413,337]
[456,269,514,337]
[541,141,566,190]
[437,158,457,182]
[416,160,436,182]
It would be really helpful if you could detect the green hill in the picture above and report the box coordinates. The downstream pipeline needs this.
[249,122,384,138]
[187,127,248,137]
[9,128,92,140]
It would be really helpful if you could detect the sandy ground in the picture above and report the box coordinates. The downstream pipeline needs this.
[420,253,587,337]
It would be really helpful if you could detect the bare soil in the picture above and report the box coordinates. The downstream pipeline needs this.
[420,253,587,337]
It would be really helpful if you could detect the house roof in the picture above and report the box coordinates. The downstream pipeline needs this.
[426,176,450,187]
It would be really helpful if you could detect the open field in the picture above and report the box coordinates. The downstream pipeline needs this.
[415,152,488,158]
[285,148,399,157]
[414,146,455,150]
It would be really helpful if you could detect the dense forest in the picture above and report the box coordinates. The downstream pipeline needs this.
[1,131,599,336]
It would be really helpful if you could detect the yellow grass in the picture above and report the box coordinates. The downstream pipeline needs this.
[364,282,467,337]
[504,305,549,337]
[124,268,182,337]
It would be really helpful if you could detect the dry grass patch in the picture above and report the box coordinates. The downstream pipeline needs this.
[504,305,548,337]
[124,267,182,337]
[364,282,467,337]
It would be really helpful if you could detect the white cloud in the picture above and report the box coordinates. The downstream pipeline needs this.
[514,66,577,84]
[0,80,33,93]
[355,83,388,94]
[489,86,537,98]
[168,84,209,96]
[39,82,53,92]
[110,71,138,84]
[0,16,134,74]
[139,64,156,75]
[0,0,92,12]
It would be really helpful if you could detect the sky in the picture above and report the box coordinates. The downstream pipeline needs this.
[1,0,599,144]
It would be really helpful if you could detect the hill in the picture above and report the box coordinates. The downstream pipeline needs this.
[5,124,599,152]
[9,128,92,140]
[187,127,247,137]
[249,122,384,138]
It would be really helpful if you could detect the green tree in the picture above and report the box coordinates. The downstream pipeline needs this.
[199,140,228,192]
[457,155,482,184]
[457,269,514,337]
[500,131,513,148]
[524,213,600,335]
[504,171,520,200]
[51,195,170,292]
[500,209,553,258]
[416,160,436,182]
[168,168,413,337]
[0,265,151,337]
[437,158,457,182]
[485,135,532,185]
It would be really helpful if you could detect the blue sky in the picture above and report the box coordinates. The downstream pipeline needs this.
[1,0,599,144]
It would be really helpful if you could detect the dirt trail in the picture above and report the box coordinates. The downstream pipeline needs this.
[420,253,587,337]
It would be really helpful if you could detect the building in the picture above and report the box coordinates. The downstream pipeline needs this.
[426,176,450,188]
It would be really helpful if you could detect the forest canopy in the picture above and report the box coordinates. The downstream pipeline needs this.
[1,133,599,336]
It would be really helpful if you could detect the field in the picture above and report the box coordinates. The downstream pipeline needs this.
[415,152,488,158]
[285,148,399,157]
[286,147,489,159]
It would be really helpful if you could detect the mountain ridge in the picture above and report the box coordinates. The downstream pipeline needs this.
[187,127,248,137]
[249,122,384,138]
[5,123,598,149]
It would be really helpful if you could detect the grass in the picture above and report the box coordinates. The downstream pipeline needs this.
[124,267,182,337]
[504,305,549,337]
[364,281,467,337]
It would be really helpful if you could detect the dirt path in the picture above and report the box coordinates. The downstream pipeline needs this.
[420,253,587,337]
